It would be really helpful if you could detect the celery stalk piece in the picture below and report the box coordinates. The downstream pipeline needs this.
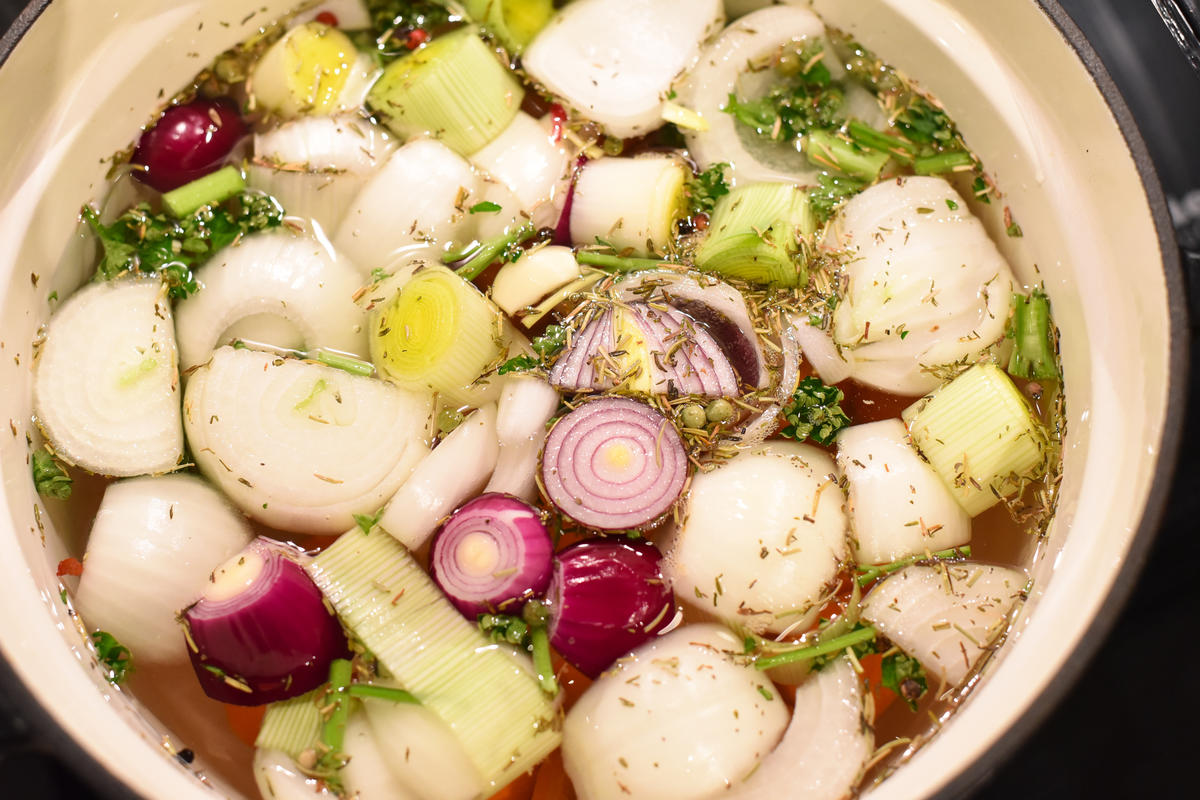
[902,364,1050,516]
[694,182,814,287]
[162,166,245,217]
[367,26,522,155]
[369,265,504,406]
[1007,290,1060,380]
[464,0,554,54]
[307,529,561,793]
[804,130,889,181]
[255,689,323,760]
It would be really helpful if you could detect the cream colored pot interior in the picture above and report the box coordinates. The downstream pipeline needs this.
[0,1,1175,798]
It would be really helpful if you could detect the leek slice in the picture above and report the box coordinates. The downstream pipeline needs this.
[184,346,433,534]
[694,181,813,287]
[252,22,378,117]
[370,265,504,405]
[74,475,253,663]
[334,139,481,273]
[174,231,368,370]
[367,26,521,156]
[569,155,688,256]
[307,529,561,792]
[256,690,322,760]
[902,364,1049,516]
[33,279,182,476]
[464,0,554,54]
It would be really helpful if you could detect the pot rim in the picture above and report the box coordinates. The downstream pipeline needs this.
[0,1,1187,799]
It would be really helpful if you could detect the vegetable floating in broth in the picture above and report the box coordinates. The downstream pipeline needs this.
[32,1,1066,798]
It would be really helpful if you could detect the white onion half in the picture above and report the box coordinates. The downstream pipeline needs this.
[484,375,561,501]
[33,279,182,476]
[661,441,848,634]
[341,712,420,800]
[184,346,433,534]
[74,474,253,663]
[836,419,971,565]
[362,695,486,800]
[248,114,397,233]
[787,313,854,386]
[253,749,333,800]
[830,176,1015,396]
[569,155,687,256]
[334,138,481,273]
[470,111,571,228]
[174,231,368,371]
[523,0,725,138]
[377,403,500,550]
[677,5,826,186]
[861,562,1027,687]
[725,656,871,800]
[490,245,582,316]
[563,623,787,800]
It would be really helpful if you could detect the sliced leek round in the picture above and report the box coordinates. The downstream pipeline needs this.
[463,0,554,54]
[74,474,253,663]
[174,231,369,371]
[334,139,482,273]
[33,279,182,476]
[369,265,504,406]
[569,155,687,256]
[694,181,813,287]
[184,346,433,534]
[252,22,379,117]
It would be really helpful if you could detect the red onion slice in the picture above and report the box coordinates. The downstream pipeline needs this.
[636,305,709,396]
[547,538,675,678]
[541,397,687,530]
[550,311,606,389]
[182,538,348,705]
[430,493,554,618]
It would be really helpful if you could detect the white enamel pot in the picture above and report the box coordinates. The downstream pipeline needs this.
[0,1,1187,798]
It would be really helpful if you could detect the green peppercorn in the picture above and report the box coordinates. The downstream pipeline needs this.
[679,403,707,429]
[705,398,734,424]
[437,407,464,435]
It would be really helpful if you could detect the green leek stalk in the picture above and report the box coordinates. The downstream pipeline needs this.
[162,166,245,217]
[1007,290,1060,380]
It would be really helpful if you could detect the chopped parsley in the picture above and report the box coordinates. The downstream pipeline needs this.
[469,200,502,214]
[497,324,569,374]
[352,508,384,534]
[880,651,928,710]
[91,630,133,685]
[685,162,730,216]
[83,192,284,299]
[724,42,843,144]
[808,173,866,222]
[781,376,852,445]
[31,446,72,500]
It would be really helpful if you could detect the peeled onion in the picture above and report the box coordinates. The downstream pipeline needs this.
[540,397,688,531]
[485,375,561,501]
[470,111,572,229]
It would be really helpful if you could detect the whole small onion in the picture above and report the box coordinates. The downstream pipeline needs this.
[132,97,246,192]
[547,538,675,678]
[182,537,347,705]
[540,397,688,531]
[430,493,554,618]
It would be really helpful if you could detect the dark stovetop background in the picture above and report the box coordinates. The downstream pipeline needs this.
[1,1,1198,798]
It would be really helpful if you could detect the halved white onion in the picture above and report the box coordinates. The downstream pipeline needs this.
[725,655,871,800]
[33,279,182,476]
[661,441,848,634]
[484,375,561,501]
[787,313,854,386]
[184,346,433,534]
[253,749,334,800]
[677,5,827,186]
[829,176,1015,395]
[490,245,582,316]
[861,562,1027,687]
[174,231,368,371]
[562,623,787,800]
[569,155,687,256]
[247,114,397,233]
[470,111,571,228]
[523,0,725,138]
[377,403,500,550]
[836,419,970,565]
[341,712,420,800]
[334,138,482,273]
[74,474,253,663]
[362,694,487,800]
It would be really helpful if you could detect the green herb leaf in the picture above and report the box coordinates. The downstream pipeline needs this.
[723,41,844,144]
[91,630,133,684]
[469,201,502,214]
[497,325,569,375]
[685,162,730,216]
[352,508,384,534]
[363,0,453,59]
[497,354,539,375]
[31,447,72,500]
[808,173,865,222]
[780,376,851,445]
[880,651,928,710]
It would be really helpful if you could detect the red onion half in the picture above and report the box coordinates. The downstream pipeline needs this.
[547,538,675,678]
[182,538,347,705]
[540,397,687,531]
[430,493,554,618]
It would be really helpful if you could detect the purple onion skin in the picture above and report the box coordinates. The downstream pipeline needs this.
[670,298,760,387]
[132,98,246,192]
[553,154,588,246]
[548,538,675,678]
[430,493,554,619]
[183,538,347,706]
